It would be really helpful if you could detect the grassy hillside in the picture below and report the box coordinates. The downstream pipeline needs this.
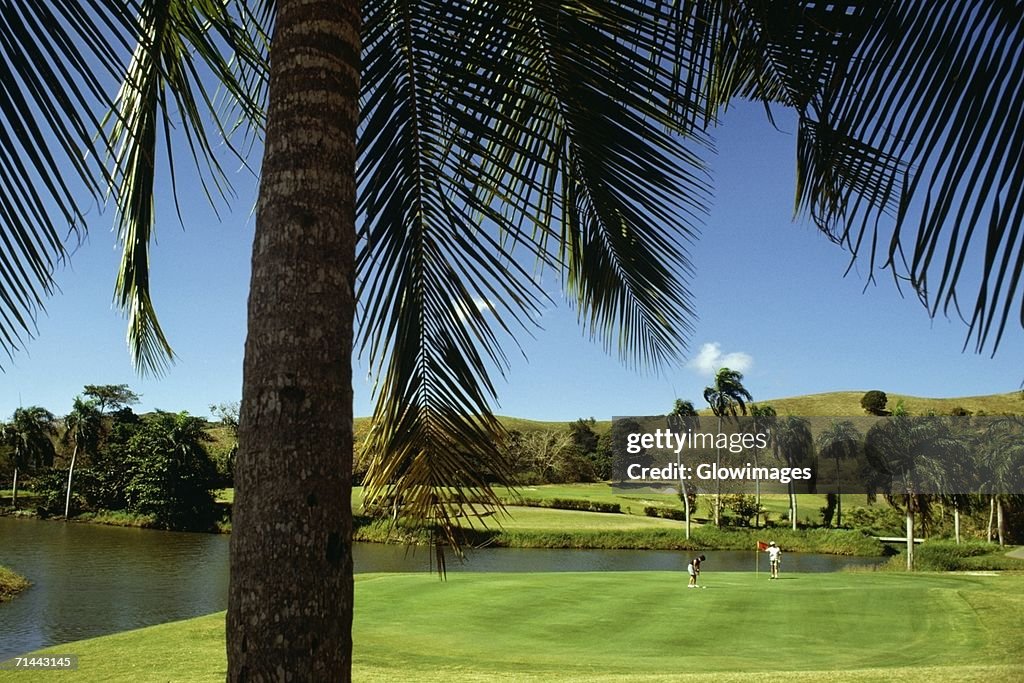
[352,414,576,437]
[747,390,1024,417]
[345,391,1024,437]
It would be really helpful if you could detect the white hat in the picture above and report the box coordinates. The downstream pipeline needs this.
[769,541,775,546]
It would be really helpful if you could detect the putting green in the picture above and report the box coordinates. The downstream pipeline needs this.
[9,571,1023,682]
[353,571,1021,680]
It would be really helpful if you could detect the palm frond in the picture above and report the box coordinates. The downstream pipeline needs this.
[0,0,141,364]
[0,0,267,372]
[106,0,267,373]
[797,1,1024,353]
[358,0,710,561]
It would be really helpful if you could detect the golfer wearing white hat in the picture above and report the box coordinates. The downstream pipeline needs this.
[766,541,782,580]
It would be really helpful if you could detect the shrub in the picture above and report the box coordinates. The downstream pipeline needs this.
[547,498,620,514]
[860,390,888,415]
[722,494,765,526]
[884,540,1023,571]
[845,505,904,536]
[121,412,220,531]
[643,505,686,521]
[504,497,621,514]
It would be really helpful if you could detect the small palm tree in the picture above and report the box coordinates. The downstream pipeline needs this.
[703,367,753,526]
[865,416,961,569]
[982,417,1024,547]
[750,404,777,528]
[62,397,104,518]
[774,416,814,530]
[1,407,58,508]
[668,399,699,539]
[816,420,862,527]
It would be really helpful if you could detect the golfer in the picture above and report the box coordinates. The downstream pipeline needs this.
[766,541,782,579]
[687,554,706,588]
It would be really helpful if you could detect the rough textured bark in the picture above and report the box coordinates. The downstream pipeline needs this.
[227,1,360,680]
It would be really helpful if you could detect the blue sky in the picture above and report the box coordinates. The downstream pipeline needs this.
[2,101,1021,422]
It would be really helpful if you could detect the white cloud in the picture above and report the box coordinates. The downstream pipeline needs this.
[688,342,753,376]
[455,296,493,321]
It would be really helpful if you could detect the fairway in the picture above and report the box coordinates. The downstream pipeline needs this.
[11,571,1023,682]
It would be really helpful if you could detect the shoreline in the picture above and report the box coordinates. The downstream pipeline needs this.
[0,506,890,556]
[0,564,30,602]
[5,506,1020,566]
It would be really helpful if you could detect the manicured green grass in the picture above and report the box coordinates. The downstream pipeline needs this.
[499,483,848,525]
[13,571,1024,681]
[467,505,684,531]
[0,564,30,602]
[0,489,43,506]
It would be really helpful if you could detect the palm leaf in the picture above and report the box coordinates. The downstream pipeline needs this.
[358,0,711,563]
[106,0,267,373]
[792,1,1024,353]
[0,0,139,363]
[0,0,266,372]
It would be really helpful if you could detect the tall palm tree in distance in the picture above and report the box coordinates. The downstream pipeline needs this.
[703,367,752,526]
[1,407,58,508]
[668,398,699,538]
[2,1,1024,679]
[750,404,777,528]
[865,416,962,569]
[774,416,815,530]
[982,417,1024,547]
[816,419,862,527]
[62,397,104,519]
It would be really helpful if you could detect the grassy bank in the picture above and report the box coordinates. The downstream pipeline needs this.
[0,564,29,602]
[875,541,1024,571]
[11,571,1024,681]
[355,514,885,555]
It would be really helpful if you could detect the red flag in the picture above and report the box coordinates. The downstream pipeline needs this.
[756,541,769,551]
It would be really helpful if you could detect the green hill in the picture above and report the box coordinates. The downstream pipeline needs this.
[345,390,1023,436]
[746,390,1024,417]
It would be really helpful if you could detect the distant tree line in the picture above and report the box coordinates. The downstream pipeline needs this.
[1,385,228,531]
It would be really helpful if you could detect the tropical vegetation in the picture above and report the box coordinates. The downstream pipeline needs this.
[2,1,1024,678]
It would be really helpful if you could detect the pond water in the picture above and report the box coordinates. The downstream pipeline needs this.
[0,516,884,660]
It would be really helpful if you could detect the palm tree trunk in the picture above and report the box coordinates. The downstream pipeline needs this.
[64,444,78,519]
[678,453,690,539]
[752,436,760,529]
[790,482,797,531]
[835,460,842,528]
[10,468,17,508]
[906,498,914,571]
[227,1,360,680]
[988,495,995,543]
[715,415,721,527]
[953,501,960,544]
[996,497,1005,547]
